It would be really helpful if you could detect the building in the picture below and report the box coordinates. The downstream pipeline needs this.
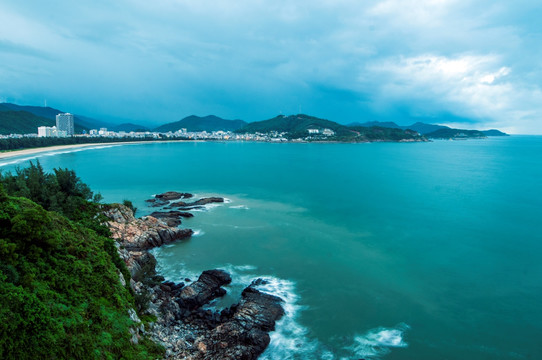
[56,113,74,136]
[307,128,319,134]
[38,126,55,137]
[37,126,68,138]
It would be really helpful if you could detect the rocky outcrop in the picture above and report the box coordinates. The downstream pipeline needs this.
[177,270,232,312]
[104,200,285,360]
[103,204,193,250]
[168,197,225,210]
[192,282,285,360]
[149,210,194,227]
[156,191,194,201]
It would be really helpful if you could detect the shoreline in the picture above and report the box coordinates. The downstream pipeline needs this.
[0,140,191,161]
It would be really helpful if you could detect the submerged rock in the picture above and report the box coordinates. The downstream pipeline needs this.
[145,198,170,207]
[168,197,225,209]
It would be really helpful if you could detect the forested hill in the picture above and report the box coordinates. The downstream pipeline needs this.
[0,163,163,358]
[0,108,55,135]
[236,114,426,142]
[0,103,105,134]
[236,114,352,136]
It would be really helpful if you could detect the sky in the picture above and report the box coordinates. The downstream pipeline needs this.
[1,1,542,133]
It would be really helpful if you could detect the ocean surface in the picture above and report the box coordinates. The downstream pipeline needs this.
[2,137,541,359]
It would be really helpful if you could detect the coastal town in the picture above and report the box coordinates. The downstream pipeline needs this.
[1,112,340,142]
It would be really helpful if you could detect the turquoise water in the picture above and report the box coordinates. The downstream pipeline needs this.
[2,137,541,359]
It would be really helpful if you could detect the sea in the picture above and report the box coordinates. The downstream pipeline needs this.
[1,136,541,359]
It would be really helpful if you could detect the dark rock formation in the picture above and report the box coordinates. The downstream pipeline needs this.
[149,210,194,227]
[145,198,170,207]
[192,282,285,360]
[150,211,194,219]
[168,197,225,209]
[104,201,285,360]
[155,191,194,201]
[177,270,232,312]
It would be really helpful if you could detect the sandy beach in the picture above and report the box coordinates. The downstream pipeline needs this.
[0,141,150,161]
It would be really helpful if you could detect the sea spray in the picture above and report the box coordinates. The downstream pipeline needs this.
[348,323,410,359]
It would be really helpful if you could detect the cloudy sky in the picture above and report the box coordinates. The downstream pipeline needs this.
[1,0,541,133]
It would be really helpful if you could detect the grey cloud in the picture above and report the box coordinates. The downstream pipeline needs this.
[0,0,541,133]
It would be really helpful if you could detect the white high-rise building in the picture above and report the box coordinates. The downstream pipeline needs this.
[56,113,74,136]
[38,126,55,137]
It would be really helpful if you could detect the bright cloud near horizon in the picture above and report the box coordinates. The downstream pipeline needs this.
[1,0,542,133]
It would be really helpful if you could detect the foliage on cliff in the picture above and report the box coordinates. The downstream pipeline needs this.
[0,164,163,359]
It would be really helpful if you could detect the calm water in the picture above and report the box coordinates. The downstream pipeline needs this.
[2,137,541,359]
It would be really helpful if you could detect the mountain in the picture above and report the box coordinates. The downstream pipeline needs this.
[236,114,425,142]
[425,128,486,139]
[0,103,109,132]
[154,115,247,133]
[403,122,449,134]
[111,123,149,132]
[348,121,402,129]
[347,121,448,134]
[0,110,56,135]
[347,120,508,137]
[482,129,509,136]
[237,114,352,137]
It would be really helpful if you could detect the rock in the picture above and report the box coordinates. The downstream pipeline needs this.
[104,200,285,360]
[177,270,232,311]
[155,191,194,201]
[148,210,194,227]
[168,197,225,209]
[145,198,170,207]
[150,210,194,219]
[103,204,193,250]
[191,283,285,360]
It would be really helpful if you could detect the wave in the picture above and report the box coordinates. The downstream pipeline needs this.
[0,145,119,168]
[229,205,250,210]
[349,323,410,359]
[150,256,410,360]
[191,229,205,237]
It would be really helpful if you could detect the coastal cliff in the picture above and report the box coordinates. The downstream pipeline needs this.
[103,202,285,359]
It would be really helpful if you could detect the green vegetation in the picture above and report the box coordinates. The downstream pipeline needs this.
[236,114,426,141]
[0,108,87,135]
[0,110,55,135]
[154,115,247,133]
[0,163,164,359]
[425,128,487,139]
[347,126,424,142]
[236,114,352,138]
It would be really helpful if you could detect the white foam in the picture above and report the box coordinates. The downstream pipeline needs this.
[0,145,118,167]
[349,323,410,359]
[230,204,250,210]
[192,229,205,237]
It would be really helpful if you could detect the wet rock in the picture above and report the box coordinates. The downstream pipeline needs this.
[192,283,285,360]
[150,210,194,219]
[177,270,232,311]
[155,191,194,201]
[149,210,194,227]
[168,197,225,210]
[145,198,170,207]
